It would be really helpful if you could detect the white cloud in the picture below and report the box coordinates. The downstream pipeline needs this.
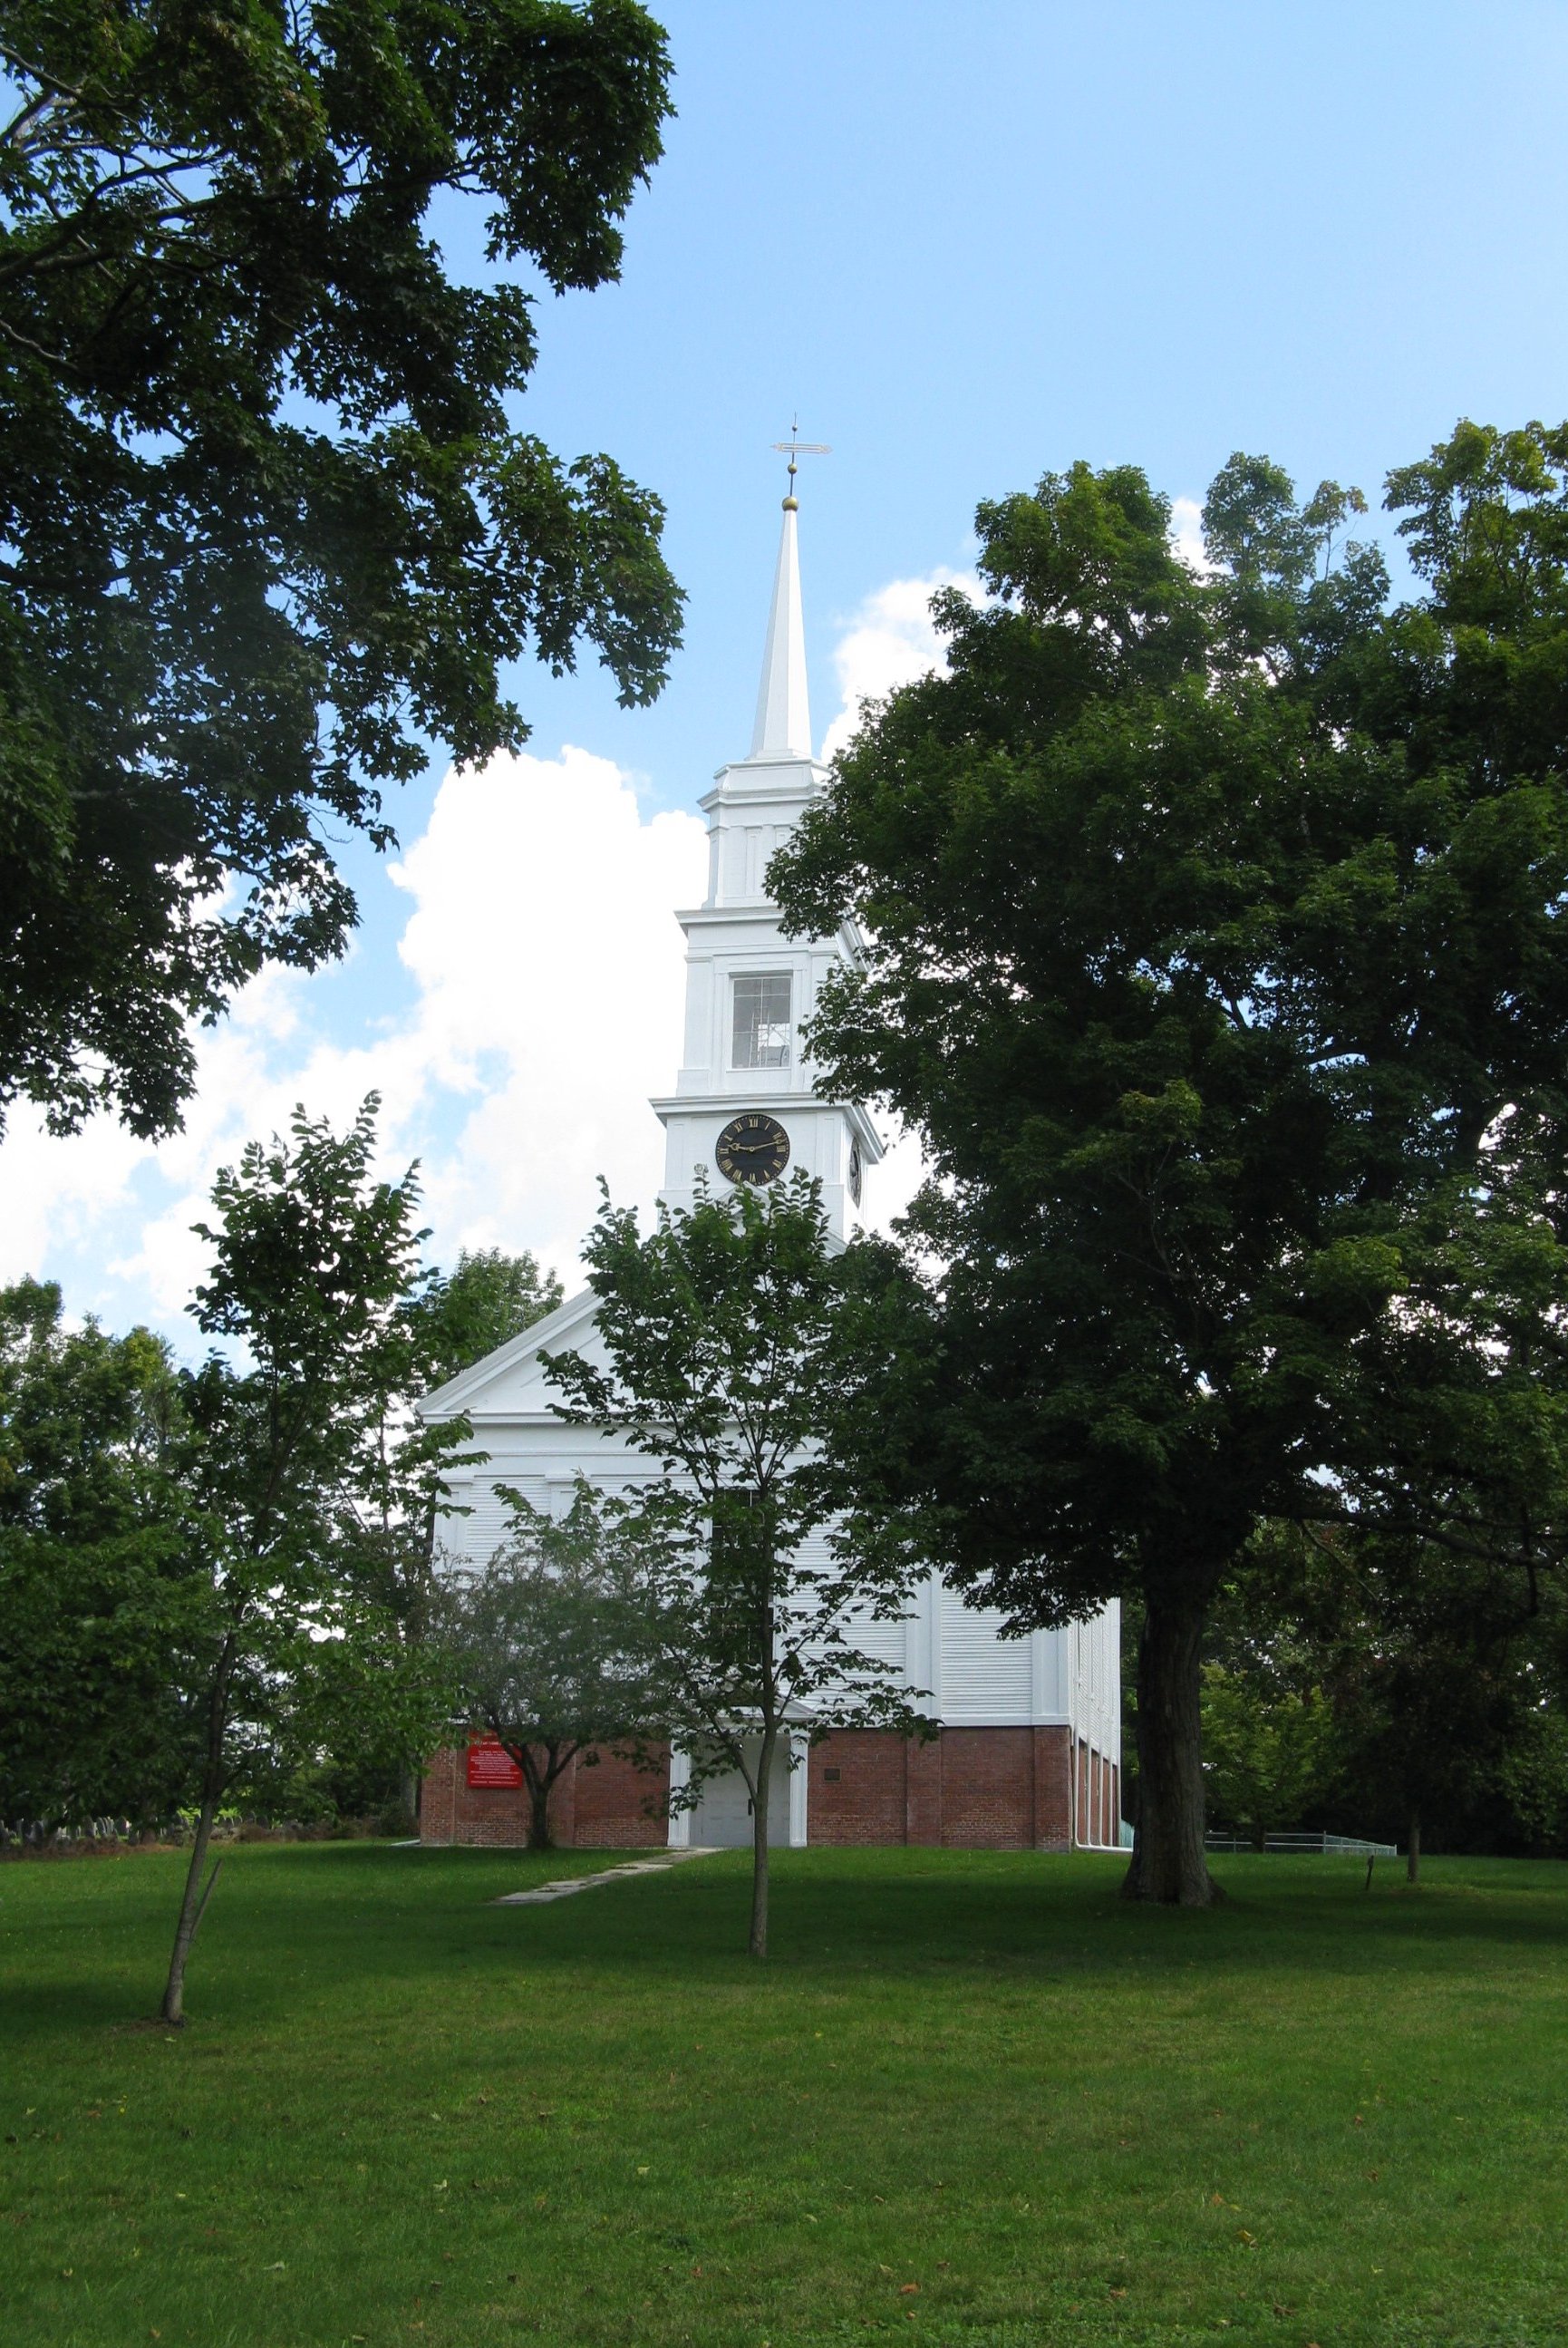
[384,746,705,1276]
[2,575,971,1343]
[0,1111,148,1291]
[1169,495,1212,575]
[0,748,707,1334]
[820,568,979,762]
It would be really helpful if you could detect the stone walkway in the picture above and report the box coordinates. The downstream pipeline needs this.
[491,1848,720,1906]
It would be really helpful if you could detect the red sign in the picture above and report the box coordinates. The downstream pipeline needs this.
[467,1739,524,1790]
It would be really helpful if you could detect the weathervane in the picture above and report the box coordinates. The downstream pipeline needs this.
[772,420,830,509]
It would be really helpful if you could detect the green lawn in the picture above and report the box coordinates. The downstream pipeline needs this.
[1,1843,1564,2347]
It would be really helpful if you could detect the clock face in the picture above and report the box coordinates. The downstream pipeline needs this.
[716,1112,790,1188]
[848,1136,863,1208]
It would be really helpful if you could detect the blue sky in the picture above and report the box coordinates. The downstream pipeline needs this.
[8,1,1568,1348]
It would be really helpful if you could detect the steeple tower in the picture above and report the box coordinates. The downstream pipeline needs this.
[750,498,811,760]
[649,470,882,1238]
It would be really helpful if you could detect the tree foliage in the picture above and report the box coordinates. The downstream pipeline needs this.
[0,0,682,1139]
[0,1277,206,1826]
[1210,1519,1568,1874]
[436,1488,663,1847]
[544,1176,929,1955]
[159,1094,460,2022]
[771,421,1568,1904]
[0,1170,553,1857]
[411,1246,564,1388]
[1199,1667,1337,1851]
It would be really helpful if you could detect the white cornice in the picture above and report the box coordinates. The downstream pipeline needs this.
[673,904,866,957]
[651,1092,885,1163]
[418,1286,597,1422]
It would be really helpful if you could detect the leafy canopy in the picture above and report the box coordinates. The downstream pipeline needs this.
[542,1174,930,1950]
[0,1277,206,1825]
[440,1492,663,1754]
[172,1097,460,1798]
[411,1246,564,1389]
[772,422,1568,1901]
[772,424,1568,1631]
[0,0,682,1138]
[0,1096,469,1845]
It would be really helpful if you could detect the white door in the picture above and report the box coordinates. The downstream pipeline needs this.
[691,1735,792,1848]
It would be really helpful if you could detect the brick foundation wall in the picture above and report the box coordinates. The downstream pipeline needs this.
[808,1725,1076,1851]
[419,1742,669,1850]
[573,1748,671,1847]
[808,1729,909,1845]
[940,1728,1039,1848]
[422,1724,1112,1851]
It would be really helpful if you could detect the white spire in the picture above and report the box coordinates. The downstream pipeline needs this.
[749,496,812,761]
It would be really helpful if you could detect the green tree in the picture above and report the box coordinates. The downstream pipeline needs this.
[413,1247,564,1388]
[0,1278,205,1827]
[159,1096,459,2024]
[1333,1118,1568,1875]
[436,1488,663,1848]
[771,423,1568,1905]
[1208,1514,1568,1877]
[1492,1703,1568,1856]
[544,1177,929,1958]
[1200,1666,1337,1850]
[0,0,682,1140]
[1311,1533,1554,1882]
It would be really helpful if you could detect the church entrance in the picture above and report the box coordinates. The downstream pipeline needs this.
[690,1734,794,1848]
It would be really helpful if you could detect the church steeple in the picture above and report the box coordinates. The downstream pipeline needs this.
[748,496,811,762]
[651,458,882,1240]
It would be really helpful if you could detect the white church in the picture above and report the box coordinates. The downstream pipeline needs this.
[418,478,1123,1854]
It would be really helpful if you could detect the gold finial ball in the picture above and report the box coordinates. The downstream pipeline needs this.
[782,495,799,510]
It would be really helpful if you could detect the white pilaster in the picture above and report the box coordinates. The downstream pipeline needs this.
[789,1729,810,1847]
[666,1749,691,1847]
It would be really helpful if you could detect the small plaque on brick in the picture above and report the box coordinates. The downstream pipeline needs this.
[467,1739,524,1790]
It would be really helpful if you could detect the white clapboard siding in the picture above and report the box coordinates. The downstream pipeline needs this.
[434,1466,543,1576]
[777,1539,914,1686]
[937,1585,1034,1724]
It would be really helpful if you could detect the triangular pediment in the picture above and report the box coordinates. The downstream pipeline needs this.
[419,1287,609,1425]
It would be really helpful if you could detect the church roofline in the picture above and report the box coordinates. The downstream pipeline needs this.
[418,1284,598,1422]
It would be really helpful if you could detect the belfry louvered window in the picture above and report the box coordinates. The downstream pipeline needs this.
[731,972,792,1069]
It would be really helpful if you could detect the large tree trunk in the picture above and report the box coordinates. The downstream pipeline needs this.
[1407,1804,1420,1886]
[1120,1592,1223,1906]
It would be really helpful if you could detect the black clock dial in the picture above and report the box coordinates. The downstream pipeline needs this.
[715,1112,790,1187]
